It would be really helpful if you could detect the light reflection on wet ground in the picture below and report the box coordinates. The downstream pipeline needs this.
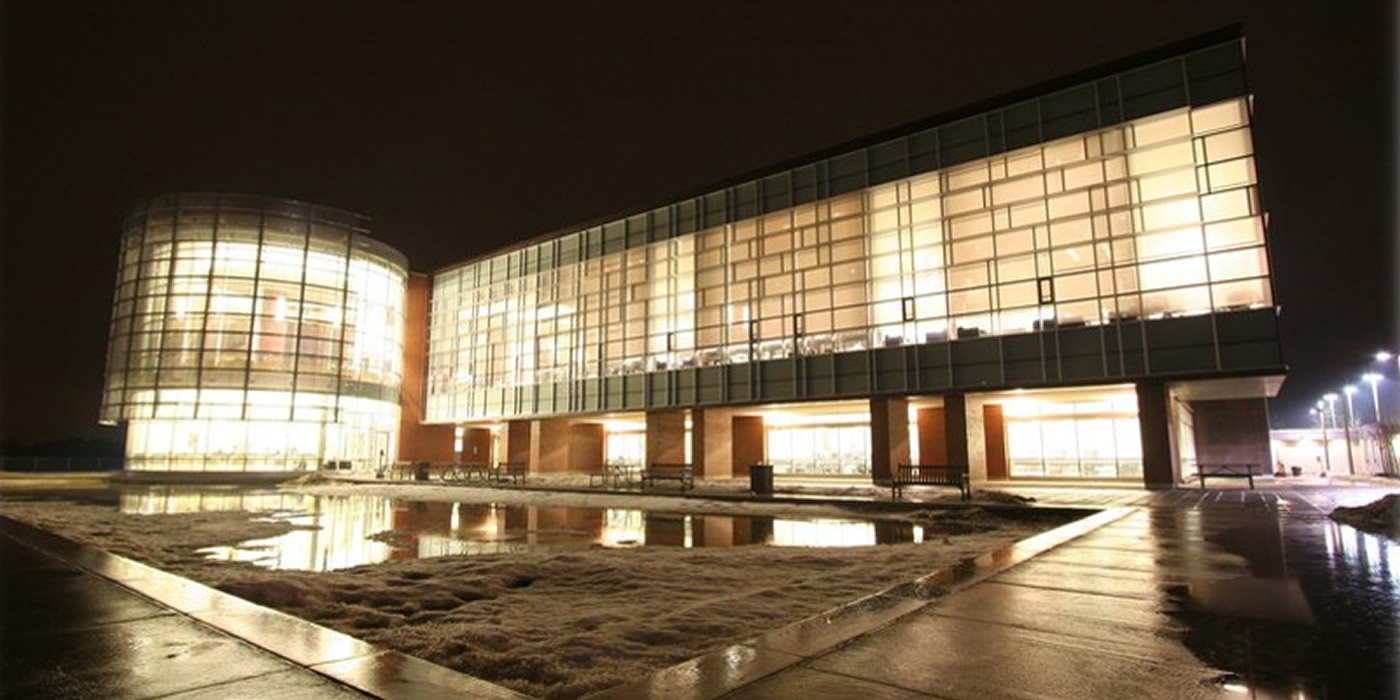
[4,482,1396,698]
[711,487,1400,700]
[110,487,936,571]
[1163,501,1399,699]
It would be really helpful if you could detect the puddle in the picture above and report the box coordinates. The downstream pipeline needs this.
[1166,504,1400,699]
[103,488,943,571]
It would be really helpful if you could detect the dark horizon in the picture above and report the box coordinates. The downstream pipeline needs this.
[2,1,1396,443]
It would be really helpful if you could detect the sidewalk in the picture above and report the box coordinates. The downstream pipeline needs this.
[0,516,529,700]
[593,485,1400,700]
[0,528,367,699]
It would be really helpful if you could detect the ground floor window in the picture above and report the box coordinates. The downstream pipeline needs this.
[1002,392,1142,479]
[604,428,693,466]
[124,414,397,473]
[768,425,870,476]
[605,432,644,467]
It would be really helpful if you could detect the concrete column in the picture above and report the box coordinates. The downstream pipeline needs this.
[535,419,571,473]
[692,408,733,478]
[646,410,686,465]
[870,396,911,484]
[1137,382,1175,489]
[505,420,532,466]
[731,415,765,478]
[569,423,605,472]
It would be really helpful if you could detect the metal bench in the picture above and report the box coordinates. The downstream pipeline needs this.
[1195,463,1260,489]
[588,462,638,489]
[495,462,528,485]
[641,462,694,490]
[891,464,970,501]
[441,461,493,484]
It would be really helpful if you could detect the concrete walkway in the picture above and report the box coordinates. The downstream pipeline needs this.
[0,516,529,700]
[594,485,1399,700]
[0,529,368,699]
[4,481,1395,699]
[726,486,1399,700]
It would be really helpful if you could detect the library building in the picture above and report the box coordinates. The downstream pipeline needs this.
[101,29,1284,488]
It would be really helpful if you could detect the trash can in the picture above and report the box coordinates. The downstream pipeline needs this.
[414,461,430,481]
[750,463,774,495]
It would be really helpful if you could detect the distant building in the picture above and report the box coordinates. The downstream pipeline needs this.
[1271,427,1395,477]
[103,28,1285,486]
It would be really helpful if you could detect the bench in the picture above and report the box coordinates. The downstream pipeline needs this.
[1195,463,1260,489]
[891,464,970,501]
[382,461,424,479]
[588,463,638,489]
[495,462,528,485]
[441,461,493,483]
[641,462,694,490]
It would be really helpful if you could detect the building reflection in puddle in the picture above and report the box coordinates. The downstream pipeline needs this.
[1161,506,1400,700]
[118,487,925,572]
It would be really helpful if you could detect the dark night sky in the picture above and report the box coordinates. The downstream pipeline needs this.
[2,1,1395,442]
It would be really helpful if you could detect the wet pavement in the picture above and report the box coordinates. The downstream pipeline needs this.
[597,486,1400,700]
[3,481,1397,699]
[0,527,369,699]
[0,516,529,700]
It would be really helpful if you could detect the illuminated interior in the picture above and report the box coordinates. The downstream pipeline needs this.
[600,417,692,466]
[764,403,875,476]
[995,388,1143,479]
[428,97,1269,421]
[100,193,408,472]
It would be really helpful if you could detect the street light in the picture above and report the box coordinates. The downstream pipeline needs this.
[1363,372,1383,423]
[1342,385,1357,475]
[1315,399,1332,475]
[1377,351,1399,424]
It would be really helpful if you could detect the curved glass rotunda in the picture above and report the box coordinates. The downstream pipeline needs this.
[100,193,408,473]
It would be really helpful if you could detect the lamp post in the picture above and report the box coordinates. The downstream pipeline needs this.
[1315,400,1332,476]
[1378,351,1398,422]
[1325,393,1345,476]
[1363,372,1383,423]
[1342,386,1358,475]
[1377,352,1399,475]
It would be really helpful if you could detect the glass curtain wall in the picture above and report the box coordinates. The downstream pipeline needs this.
[429,97,1267,421]
[101,193,408,472]
[1002,391,1143,479]
[767,425,871,476]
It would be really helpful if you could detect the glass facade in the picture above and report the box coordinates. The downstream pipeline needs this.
[100,193,408,472]
[428,96,1268,422]
[1001,389,1143,479]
